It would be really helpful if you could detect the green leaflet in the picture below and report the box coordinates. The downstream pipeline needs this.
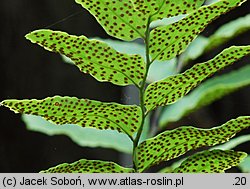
[75,0,147,41]
[212,134,250,151]
[159,65,250,127]
[239,155,250,173]
[181,36,209,64]
[135,116,250,172]
[145,46,250,112]
[23,113,150,154]
[1,96,142,138]
[25,30,145,87]
[61,37,176,83]
[147,58,176,83]
[173,150,247,173]
[131,0,205,21]
[89,38,145,56]
[182,14,250,64]
[23,114,133,154]
[61,38,146,65]
[40,159,134,173]
[150,15,186,28]
[206,13,250,52]
[149,0,247,61]
[159,134,250,173]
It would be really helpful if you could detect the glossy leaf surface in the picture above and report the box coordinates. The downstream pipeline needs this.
[145,46,250,112]
[23,114,133,154]
[206,13,250,51]
[173,150,247,173]
[212,134,250,151]
[23,113,151,154]
[1,96,142,138]
[181,36,209,64]
[239,155,250,173]
[136,116,250,172]
[26,30,145,87]
[159,134,250,173]
[182,14,250,63]
[150,15,186,28]
[159,65,250,127]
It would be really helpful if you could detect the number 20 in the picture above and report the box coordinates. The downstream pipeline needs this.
[235,177,246,185]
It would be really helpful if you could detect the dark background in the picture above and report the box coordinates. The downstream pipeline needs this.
[0,0,249,172]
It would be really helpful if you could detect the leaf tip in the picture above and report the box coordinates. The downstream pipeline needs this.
[25,30,39,40]
[24,32,31,40]
[239,151,248,159]
[25,29,50,42]
[0,99,20,114]
[0,100,8,107]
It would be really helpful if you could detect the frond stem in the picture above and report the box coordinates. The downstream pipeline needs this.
[132,17,152,172]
